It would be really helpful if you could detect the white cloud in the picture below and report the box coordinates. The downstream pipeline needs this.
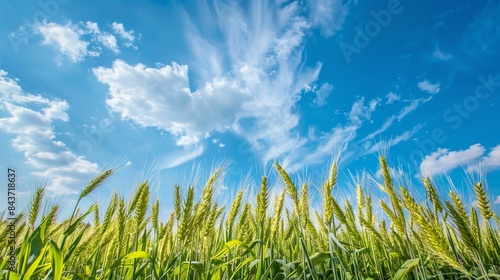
[313,82,333,107]
[484,145,500,170]
[385,92,401,104]
[420,144,486,176]
[0,70,99,194]
[84,21,120,54]
[36,21,93,62]
[111,22,138,49]
[307,0,352,37]
[349,97,381,124]
[93,60,250,147]
[418,80,441,94]
[34,21,135,63]
[95,1,348,167]
[99,33,120,53]
[433,48,452,61]
[212,138,225,147]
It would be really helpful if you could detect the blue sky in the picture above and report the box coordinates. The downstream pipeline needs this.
[1,0,500,214]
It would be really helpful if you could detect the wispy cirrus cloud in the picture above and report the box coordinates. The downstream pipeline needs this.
[363,124,423,155]
[94,0,352,169]
[282,96,381,171]
[397,96,433,121]
[361,95,432,142]
[358,76,440,156]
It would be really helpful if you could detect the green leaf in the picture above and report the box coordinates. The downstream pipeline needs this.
[48,240,63,280]
[328,233,349,271]
[309,252,331,266]
[172,262,203,278]
[63,226,87,263]
[300,237,318,279]
[63,204,96,236]
[65,272,95,280]
[31,263,51,277]
[187,261,203,276]
[476,274,500,279]
[2,270,20,280]
[392,258,420,280]
[212,239,245,260]
[108,251,150,271]
[328,233,353,254]
[21,246,46,280]
[210,269,221,280]
[18,218,48,276]
[229,257,255,280]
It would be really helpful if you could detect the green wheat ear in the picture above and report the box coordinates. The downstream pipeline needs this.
[80,169,113,199]
[226,190,243,233]
[256,176,269,226]
[275,162,299,209]
[174,185,182,221]
[272,190,286,237]
[423,177,443,212]
[28,187,44,229]
[473,182,493,220]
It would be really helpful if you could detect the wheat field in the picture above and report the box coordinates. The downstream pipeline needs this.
[1,157,499,279]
